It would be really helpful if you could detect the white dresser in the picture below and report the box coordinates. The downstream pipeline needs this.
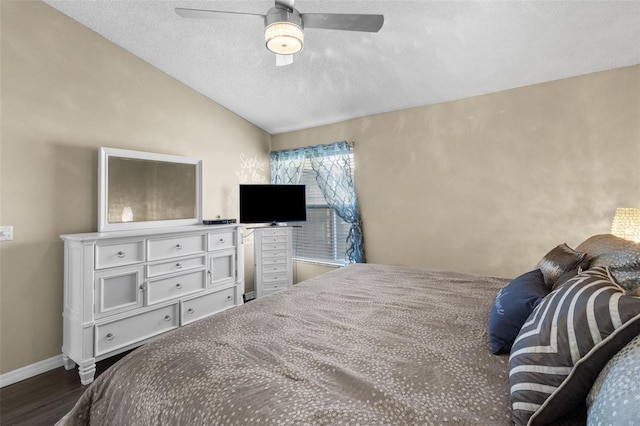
[254,227,293,298]
[60,224,244,384]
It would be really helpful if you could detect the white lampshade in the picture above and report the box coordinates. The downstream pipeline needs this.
[265,22,304,55]
[611,207,640,242]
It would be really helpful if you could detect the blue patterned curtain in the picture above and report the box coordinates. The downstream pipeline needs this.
[270,141,366,264]
[270,148,306,184]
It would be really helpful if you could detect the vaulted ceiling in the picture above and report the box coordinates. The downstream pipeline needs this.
[43,1,640,134]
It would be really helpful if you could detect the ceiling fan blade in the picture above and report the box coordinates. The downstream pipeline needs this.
[301,13,384,32]
[175,8,264,21]
[276,54,294,66]
[275,0,295,11]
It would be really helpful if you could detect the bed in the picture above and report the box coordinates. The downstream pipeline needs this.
[58,235,640,426]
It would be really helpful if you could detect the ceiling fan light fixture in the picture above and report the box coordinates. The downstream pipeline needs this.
[265,22,304,55]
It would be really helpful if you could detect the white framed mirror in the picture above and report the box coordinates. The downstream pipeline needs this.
[98,147,203,232]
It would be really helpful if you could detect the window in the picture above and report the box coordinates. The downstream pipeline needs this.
[270,141,364,264]
[294,157,353,266]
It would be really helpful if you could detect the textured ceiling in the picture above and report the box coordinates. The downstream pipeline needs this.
[43,0,640,135]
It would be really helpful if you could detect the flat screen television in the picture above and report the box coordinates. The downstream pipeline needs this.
[239,184,306,225]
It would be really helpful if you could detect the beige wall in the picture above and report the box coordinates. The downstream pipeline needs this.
[0,1,270,374]
[293,262,335,284]
[274,65,640,279]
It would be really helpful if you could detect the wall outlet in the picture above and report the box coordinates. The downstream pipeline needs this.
[0,226,14,241]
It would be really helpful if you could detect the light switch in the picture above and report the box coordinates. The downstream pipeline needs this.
[0,226,14,241]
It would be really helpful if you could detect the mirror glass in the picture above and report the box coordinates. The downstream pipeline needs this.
[98,148,202,232]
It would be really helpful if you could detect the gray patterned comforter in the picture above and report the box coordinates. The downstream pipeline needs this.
[59,264,585,425]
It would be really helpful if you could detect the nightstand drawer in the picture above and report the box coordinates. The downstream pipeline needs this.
[95,240,144,269]
[181,287,236,325]
[147,234,206,261]
[146,270,206,305]
[147,255,206,278]
[95,304,178,356]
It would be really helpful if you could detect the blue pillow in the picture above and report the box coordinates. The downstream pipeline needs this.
[489,269,549,355]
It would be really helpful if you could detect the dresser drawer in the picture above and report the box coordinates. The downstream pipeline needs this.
[181,287,236,325]
[261,263,289,275]
[261,255,288,266]
[95,304,178,356]
[95,240,144,269]
[260,228,289,238]
[262,249,289,259]
[261,242,288,251]
[261,235,289,244]
[262,271,289,284]
[263,288,286,297]
[146,270,206,305]
[147,234,206,261]
[262,280,288,293]
[208,231,235,251]
[147,255,206,278]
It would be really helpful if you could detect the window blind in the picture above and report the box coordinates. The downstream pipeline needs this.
[293,157,352,266]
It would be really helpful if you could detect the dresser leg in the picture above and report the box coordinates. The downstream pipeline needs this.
[62,354,76,370]
[78,363,96,385]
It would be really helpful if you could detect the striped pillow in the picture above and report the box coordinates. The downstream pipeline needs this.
[509,266,640,426]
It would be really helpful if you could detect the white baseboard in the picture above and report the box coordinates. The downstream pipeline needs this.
[0,354,64,388]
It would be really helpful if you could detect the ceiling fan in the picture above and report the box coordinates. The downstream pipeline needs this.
[175,0,384,66]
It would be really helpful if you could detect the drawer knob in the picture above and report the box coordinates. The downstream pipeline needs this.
[139,284,145,292]
[187,308,195,314]
[164,315,172,321]
[105,333,115,341]
[219,238,225,243]
[175,283,183,289]
[175,244,183,250]
[227,295,232,300]
[116,251,126,258]
[175,262,183,269]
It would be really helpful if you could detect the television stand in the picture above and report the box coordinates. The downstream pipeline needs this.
[254,227,293,298]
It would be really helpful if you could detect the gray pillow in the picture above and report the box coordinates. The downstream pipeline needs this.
[576,234,640,291]
[587,334,640,425]
[535,243,586,289]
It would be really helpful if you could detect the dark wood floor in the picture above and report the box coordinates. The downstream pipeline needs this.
[0,351,131,426]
